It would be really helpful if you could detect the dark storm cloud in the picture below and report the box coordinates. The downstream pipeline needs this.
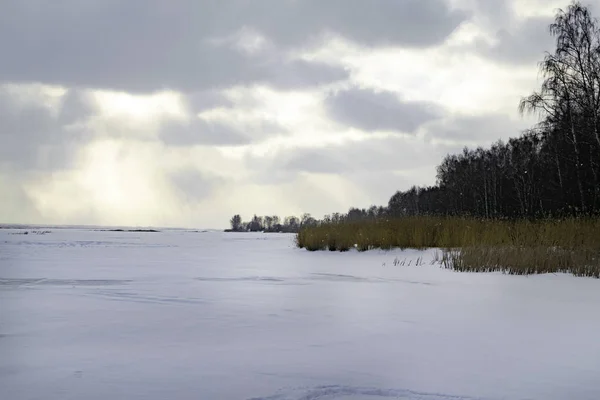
[159,116,287,147]
[265,59,349,89]
[423,113,532,143]
[0,0,467,92]
[325,88,442,133]
[474,0,513,28]
[251,0,469,48]
[0,88,93,172]
[159,119,252,147]
[185,91,235,112]
[479,16,555,64]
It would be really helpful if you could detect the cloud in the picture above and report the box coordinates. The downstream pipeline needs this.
[473,0,514,29]
[264,59,349,89]
[478,16,555,64]
[242,135,466,214]
[463,0,563,65]
[325,87,442,133]
[168,169,226,203]
[250,0,469,47]
[0,6,347,92]
[249,136,461,178]
[159,119,253,147]
[423,112,532,144]
[0,173,43,224]
[0,85,93,173]
[159,115,289,147]
[284,150,351,174]
[185,91,234,112]
[158,90,290,147]
[0,0,467,92]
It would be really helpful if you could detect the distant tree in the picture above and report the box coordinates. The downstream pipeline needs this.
[331,213,343,223]
[264,216,274,231]
[283,216,300,232]
[271,215,282,232]
[367,205,378,219]
[248,215,264,232]
[230,214,243,231]
[347,207,367,221]
[301,213,317,227]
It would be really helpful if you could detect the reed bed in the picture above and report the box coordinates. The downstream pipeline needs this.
[296,217,600,277]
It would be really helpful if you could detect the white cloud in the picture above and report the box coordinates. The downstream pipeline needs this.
[90,90,188,121]
[301,35,540,115]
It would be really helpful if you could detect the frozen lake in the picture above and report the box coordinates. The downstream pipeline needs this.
[1,228,600,400]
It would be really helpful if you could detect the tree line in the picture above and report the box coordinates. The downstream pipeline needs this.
[227,214,318,233]
[227,206,389,232]
[387,2,600,219]
[229,2,600,229]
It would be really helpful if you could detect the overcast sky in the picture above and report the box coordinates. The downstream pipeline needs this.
[0,0,588,228]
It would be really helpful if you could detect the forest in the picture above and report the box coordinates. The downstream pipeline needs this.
[230,2,600,228]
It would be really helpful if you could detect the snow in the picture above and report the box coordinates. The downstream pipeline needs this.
[1,228,600,400]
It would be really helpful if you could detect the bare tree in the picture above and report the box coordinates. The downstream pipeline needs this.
[519,1,600,214]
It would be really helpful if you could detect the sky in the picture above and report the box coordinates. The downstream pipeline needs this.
[0,0,588,228]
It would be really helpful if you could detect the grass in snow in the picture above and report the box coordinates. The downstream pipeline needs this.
[296,216,600,278]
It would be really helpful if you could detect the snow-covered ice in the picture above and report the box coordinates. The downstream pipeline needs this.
[1,228,600,400]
